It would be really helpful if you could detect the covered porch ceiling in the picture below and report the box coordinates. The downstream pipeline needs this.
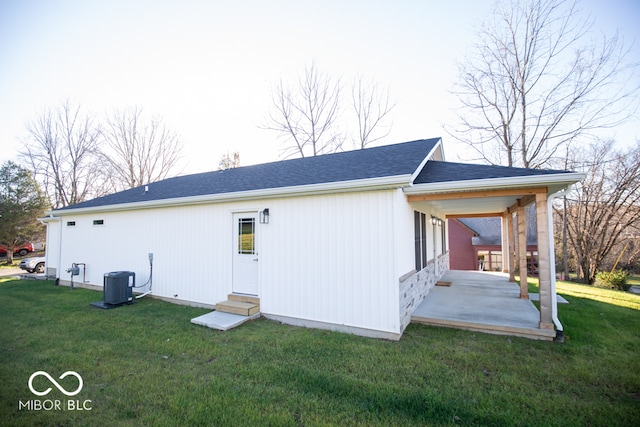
[407,188,543,217]
[404,174,584,217]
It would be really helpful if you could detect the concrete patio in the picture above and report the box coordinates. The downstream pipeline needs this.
[411,270,557,340]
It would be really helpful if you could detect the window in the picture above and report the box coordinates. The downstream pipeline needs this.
[93,219,104,226]
[414,211,427,271]
[238,217,255,254]
[477,250,503,271]
[66,221,76,227]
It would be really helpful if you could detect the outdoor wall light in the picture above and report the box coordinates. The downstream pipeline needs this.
[431,216,443,226]
[260,208,270,224]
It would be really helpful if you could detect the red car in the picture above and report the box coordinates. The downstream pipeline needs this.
[0,242,34,257]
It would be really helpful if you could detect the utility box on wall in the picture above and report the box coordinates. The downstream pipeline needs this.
[103,271,135,305]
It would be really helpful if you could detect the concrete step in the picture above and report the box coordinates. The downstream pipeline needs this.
[191,310,260,331]
[216,300,260,316]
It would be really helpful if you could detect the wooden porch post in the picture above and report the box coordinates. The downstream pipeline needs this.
[517,202,529,299]
[507,211,516,282]
[535,192,554,330]
[501,213,509,273]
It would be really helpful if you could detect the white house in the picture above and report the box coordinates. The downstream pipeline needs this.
[41,138,583,340]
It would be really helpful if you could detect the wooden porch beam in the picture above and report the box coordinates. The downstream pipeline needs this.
[507,212,516,282]
[517,203,529,300]
[518,194,537,206]
[501,213,509,273]
[508,194,539,213]
[407,187,547,202]
[536,192,554,331]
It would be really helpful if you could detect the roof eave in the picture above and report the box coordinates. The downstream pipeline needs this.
[38,215,61,224]
[48,174,413,216]
[452,218,479,236]
[404,172,585,196]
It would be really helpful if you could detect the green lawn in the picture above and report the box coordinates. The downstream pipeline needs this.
[1,278,639,426]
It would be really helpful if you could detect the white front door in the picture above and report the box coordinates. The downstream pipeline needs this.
[232,213,259,295]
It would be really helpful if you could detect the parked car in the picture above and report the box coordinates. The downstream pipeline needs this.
[19,256,45,274]
[0,242,34,257]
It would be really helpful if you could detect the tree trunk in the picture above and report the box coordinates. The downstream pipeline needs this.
[579,257,594,284]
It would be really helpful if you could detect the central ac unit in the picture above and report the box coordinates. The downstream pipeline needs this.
[103,271,135,305]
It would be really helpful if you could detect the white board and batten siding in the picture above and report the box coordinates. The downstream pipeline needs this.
[43,217,61,278]
[48,187,426,338]
[259,189,402,337]
[52,202,239,306]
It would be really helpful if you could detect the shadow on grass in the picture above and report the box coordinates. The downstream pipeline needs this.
[262,364,489,425]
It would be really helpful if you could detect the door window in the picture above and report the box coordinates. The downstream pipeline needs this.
[238,218,256,254]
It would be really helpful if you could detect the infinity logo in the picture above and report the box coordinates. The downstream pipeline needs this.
[28,371,83,397]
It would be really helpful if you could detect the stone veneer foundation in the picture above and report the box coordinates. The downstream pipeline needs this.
[399,252,449,332]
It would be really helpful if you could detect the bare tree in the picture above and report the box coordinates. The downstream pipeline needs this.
[263,62,342,158]
[263,62,397,157]
[20,100,104,208]
[218,151,240,170]
[609,224,640,272]
[449,0,638,168]
[351,75,396,149]
[102,107,183,190]
[559,141,640,283]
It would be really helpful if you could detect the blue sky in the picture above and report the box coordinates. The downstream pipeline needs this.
[1,0,639,174]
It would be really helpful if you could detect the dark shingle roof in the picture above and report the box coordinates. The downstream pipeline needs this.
[58,138,440,211]
[459,206,538,246]
[459,217,501,241]
[414,161,571,184]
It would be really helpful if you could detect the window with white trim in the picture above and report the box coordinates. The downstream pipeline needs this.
[414,211,427,271]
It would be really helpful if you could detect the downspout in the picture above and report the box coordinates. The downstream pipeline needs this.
[547,187,572,343]
[39,215,61,283]
[57,216,63,285]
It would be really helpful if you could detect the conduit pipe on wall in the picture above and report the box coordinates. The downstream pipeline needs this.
[547,187,572,343]
[135,252,153,299]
